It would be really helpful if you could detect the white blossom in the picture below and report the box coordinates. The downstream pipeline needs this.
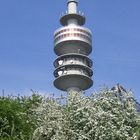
[32,88,140,140]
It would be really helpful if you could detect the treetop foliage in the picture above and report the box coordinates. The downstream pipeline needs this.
[0,87,140,140]
[0,93,42,140]
[32,88,140,140]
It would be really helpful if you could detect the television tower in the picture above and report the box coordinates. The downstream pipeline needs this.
[54,0,93,93]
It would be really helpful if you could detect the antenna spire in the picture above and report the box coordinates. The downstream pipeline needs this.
[67,0,78,14]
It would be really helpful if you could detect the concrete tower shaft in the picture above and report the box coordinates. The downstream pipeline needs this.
[54,0,93,92]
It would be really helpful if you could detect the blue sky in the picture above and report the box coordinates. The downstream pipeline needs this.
[0,0,140,101]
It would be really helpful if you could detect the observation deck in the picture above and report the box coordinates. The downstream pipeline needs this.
[54,26,92,55]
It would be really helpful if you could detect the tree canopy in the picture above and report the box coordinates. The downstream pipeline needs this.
[0,87,140,140]
[32,88,140,140]
[0,94,42,140]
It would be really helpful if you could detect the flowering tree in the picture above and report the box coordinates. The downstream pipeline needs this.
[32,88,140,140]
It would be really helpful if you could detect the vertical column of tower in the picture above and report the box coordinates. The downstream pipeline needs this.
[54,0,93,92]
